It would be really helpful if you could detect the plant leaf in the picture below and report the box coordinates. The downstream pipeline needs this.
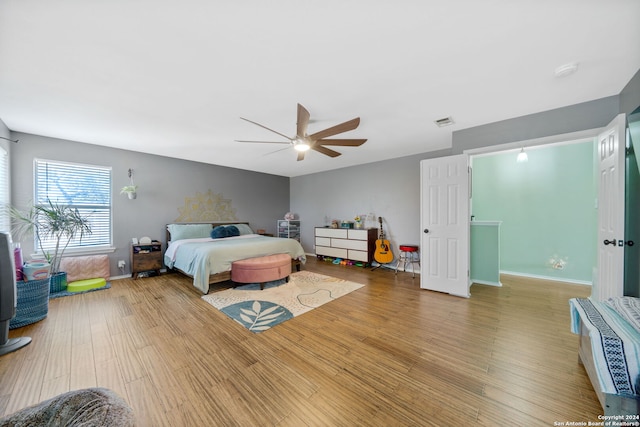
[256,305,281,317]
[251,300,262,313]
[255,311,284,322]
[240,307,258,316]
[239,313,255,324]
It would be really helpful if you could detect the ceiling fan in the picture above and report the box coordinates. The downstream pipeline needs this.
[236,103,367,161]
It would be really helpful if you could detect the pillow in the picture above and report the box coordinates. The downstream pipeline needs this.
[211,226,227,239]
[211,225,241,239]
[0,387,135,426]
[229,223,254,235]
[168,223,213,241]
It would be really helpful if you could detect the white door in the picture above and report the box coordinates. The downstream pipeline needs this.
[420,154,470,297]
[594,113,626,301]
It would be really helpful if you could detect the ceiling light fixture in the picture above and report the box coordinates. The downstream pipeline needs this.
[517,147,528,163]
[293,139,310,152]
[554,62,579,78]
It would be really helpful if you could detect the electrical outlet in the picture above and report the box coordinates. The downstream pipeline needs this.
[118,260,126,268]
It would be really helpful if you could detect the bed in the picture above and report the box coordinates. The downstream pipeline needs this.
[164,222,306,294]
[569,296,640,416]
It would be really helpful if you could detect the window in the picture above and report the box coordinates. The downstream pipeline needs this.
[0,146,8,232]
[34,159,112,253]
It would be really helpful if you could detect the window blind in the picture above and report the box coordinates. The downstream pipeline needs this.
[34,159,112,251]
[0,147,8,232]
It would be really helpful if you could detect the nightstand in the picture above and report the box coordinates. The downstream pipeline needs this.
[131,241,162,279]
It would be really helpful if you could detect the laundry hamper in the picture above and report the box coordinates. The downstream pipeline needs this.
[9,277,50,329]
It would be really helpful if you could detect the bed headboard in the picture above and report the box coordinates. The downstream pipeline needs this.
[166,222,251,243]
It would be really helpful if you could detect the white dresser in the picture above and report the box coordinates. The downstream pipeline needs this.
[314,227,377,263]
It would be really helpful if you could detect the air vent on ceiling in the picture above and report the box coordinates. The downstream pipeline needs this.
[554,62,579,78]
[434,116,454,127]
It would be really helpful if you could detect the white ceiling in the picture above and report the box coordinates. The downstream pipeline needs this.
[1,1,639,177]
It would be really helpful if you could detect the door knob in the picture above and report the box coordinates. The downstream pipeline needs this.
[625,240,635,247]
[423,229,430,234]
[603,239,616,246]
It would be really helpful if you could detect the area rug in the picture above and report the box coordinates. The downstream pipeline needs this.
[49,282,111,299]
[201,270,364,333]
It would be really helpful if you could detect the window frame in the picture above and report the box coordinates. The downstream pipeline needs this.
[33,158,114,256]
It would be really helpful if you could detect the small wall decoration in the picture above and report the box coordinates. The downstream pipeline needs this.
[174,189,238,222]
[548,254,568,270]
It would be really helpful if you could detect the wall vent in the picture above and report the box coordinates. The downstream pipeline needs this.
[434,116,454,127]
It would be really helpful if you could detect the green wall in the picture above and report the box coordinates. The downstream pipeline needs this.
[471,141,597,283]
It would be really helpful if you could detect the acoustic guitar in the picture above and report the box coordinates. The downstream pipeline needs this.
[374,217,394,264]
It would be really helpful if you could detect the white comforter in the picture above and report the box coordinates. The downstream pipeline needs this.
[164,234,306,294]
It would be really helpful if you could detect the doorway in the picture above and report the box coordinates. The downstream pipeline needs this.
[420,117,627,298]
[470,139,598,284]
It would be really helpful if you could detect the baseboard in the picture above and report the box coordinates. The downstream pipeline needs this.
[110,267,168,281]
[471,279,502,287]
[499,270,592,286]
[310,253,420,274]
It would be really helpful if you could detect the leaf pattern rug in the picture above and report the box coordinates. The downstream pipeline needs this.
[201,270,364,332]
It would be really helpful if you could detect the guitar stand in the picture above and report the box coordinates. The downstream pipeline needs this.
[371,263,392,272]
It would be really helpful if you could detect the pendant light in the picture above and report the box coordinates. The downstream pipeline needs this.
[517,147,528,163]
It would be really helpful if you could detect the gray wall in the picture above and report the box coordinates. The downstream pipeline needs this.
[291,95,621,269]
[451,95,619,153]
[0,118,10,156]
[10,132,290,277]
[291,149,450,259]
[621,68,640,116]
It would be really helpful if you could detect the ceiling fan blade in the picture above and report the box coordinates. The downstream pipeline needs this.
[316,138,367,147]
[311,144,341,158]
[263,146,292,156]
[240,117,292,141]
[297,151,305,161]
[296,104,310,138]
[235,140,291,145]
[309,117,361,141]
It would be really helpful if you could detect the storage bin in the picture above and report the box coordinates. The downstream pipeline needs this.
[22,261,50,281]
[9,277,50,329]
[50,272,68,293]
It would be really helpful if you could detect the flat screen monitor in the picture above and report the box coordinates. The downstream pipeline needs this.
[0,231,31,355]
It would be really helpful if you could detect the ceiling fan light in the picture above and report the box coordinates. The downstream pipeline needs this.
[294,142,310,152]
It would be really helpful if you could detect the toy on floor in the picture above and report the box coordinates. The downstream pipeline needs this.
[67,278,107,293]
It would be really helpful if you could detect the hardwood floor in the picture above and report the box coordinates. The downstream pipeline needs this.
[2,257,602,426]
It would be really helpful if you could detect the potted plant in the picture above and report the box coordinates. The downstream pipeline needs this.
[121,168,137,199]
[11,199,92,292]
[120,185,137,199]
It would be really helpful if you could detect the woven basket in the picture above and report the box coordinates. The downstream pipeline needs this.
[49,272,68,293]
[9,277,50,329]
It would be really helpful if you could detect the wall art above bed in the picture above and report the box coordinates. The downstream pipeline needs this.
[174,189,238,222]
